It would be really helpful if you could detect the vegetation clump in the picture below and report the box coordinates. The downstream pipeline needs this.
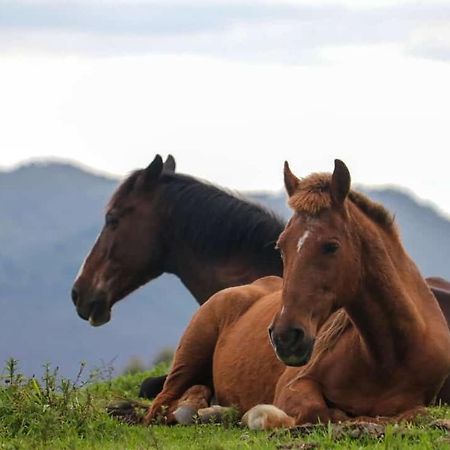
[2,358,450,449]
[0,359,119,442]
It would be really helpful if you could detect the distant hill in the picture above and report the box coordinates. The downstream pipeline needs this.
[1,162,450,377]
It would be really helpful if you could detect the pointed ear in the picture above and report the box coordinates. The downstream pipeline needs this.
[331,159,351,207]
[284,161,300,197]
[142,155,164,187]
[163,154,176,173]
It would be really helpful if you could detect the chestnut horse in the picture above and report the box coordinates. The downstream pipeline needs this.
[72,155,450,401]
[146,160,450,427]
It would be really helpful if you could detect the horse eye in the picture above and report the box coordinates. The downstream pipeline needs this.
[322,241,339,255]
[105,214,119,228]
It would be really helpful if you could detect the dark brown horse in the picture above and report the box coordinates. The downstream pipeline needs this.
[71,155,284,395]
[146,160,450,428]
[72,155,450,401]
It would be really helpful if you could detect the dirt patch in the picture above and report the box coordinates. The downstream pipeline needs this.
[277,443,319,450]
[270,423,325,439]
[271,420,386,448]
[106,399,149,425]
[331,421,385,440]
[430,419,450,431]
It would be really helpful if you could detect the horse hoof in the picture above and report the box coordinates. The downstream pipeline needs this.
[242,405,295,430]
[173,405,197,425]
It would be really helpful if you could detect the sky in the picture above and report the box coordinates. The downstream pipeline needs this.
[1,0,450,214]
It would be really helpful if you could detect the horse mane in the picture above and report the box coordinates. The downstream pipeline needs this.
[159,173,285,262]
[287,309,352,385]
[108,170,142,207]
[110,169,285,263]
[288,173,394,229]
[311,310,351,364]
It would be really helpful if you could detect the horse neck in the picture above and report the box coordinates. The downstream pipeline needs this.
[345,219,428,367]
[156,176,284,304]
[164,244,283,304]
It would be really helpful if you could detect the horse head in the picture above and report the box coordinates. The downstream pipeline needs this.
[269,159,363,366]
[71,154,176,326]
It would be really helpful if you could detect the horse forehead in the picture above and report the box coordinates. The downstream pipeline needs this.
[289,215,338,252]
[296,230,311,253]
[107,196,140,213]
[296,209,343,231]
[293,222,325,253]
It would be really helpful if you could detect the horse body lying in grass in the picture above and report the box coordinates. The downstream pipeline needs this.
[146,160,450,428]
[72,155,450,402]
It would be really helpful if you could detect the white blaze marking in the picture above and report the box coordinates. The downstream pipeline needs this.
[76,256,88,279]
[75,232,101,279]
[296,230,310,253]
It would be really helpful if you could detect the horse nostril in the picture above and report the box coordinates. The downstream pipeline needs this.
[71,287,79,306]
[277,327,305,348]
[268,326,274,343]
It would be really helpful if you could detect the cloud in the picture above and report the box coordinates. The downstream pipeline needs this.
[0,0,450,64]
[0,1,308,35]
[407,21,450,62]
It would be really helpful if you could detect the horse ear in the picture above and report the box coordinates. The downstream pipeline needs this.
[142,155,164,187]
[284,161,300,197]
[331,159,351,207]
[163,154,176,173]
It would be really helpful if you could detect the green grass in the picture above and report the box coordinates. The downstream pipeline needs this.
[2,358,450,449]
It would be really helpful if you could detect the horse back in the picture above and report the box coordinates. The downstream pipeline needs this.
[207,276,283,330]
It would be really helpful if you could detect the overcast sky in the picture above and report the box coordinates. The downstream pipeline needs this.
[1,0,450,214]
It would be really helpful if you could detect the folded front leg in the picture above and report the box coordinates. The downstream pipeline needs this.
[172,385,212,425]
[242,404,295,430]
[241,377,347,431]
[143,301,219,424]
[275,377,348,425]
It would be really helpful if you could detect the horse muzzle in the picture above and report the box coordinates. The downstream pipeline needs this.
[71,285,111,327]
[269,326,315,367]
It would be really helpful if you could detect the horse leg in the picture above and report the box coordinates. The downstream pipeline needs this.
[172,385,213,425]
[144,301,219,424]
[275,378,347,426]
[241,404,296,430]
[241,377,347,430]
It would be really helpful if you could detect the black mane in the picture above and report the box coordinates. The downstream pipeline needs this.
[159,172,285,266]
